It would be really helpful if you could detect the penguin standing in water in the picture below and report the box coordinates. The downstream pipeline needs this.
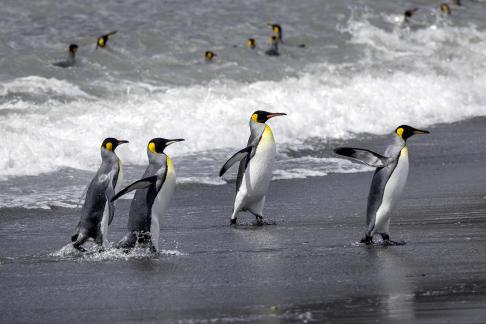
[111,138,184,252]
[268,24,283,43]
[334,125,429,245]
[440,3,452,15]
[96,31,117,49]
[402,8,419,24]
[53,44,78,68]
[220,110,286,225]
[71,138,128,251]
[246,38,256,49]
[265,36,280,56]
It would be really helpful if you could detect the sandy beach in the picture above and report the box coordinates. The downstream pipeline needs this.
[1,117,485,323]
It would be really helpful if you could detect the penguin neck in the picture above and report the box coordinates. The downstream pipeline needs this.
[385,134,406,157]
[101,148,118,163]
[249,120,267,136]
[147,149,167,164]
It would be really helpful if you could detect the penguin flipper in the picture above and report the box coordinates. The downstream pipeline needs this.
[111,176,158,202]
[334,147,393,167]
[219,146,253,177]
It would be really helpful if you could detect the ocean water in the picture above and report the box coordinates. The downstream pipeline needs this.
[1,0,486,208]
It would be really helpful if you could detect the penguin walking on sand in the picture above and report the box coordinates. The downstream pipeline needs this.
[111,138,184,252]
[53,44,78,68]
[71,138,128,251]
[220,110,286,226]
[334,125,429,245]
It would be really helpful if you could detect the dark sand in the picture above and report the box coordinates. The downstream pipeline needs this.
[1,118,486,323]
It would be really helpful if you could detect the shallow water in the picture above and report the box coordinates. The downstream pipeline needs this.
[1,0,486,207]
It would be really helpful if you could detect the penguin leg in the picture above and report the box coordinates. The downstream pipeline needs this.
[248,197,274,226]
[381,233,406,246]
[115,232,137,252]
[72,233,88,252]
[230,209,239,226]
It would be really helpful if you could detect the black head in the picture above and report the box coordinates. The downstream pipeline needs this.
[251,110,286,123]
[69,44,78,54]
[148,138,184,154]
[101,138,129,151]
[247,38,256,49]
[395,125,429,141]
[205,51,216,61]
[404,8,418,18]
[440,3,451,15]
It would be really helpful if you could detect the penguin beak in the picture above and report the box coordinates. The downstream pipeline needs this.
[413,129,430,135]
[267,112,287,119]
[118,140,129,145]
[166,139,185,146]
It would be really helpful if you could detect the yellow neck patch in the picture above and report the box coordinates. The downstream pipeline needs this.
[251,113,259,122]
[273,26,280,33]
[396,127,404,139]
[98,38,105,47]
[148,142,156,153]
[106,142,113,151]
[166,155,174,173]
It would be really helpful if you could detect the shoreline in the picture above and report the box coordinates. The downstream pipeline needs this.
[1,117,486,323]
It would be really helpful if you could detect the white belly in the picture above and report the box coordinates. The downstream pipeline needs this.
[236,125,276,210]
[150,158,176,251]
[373,147,409,234]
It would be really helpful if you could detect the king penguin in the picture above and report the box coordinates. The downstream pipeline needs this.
[334,125,429,245]
[53,44,78,68]
[220,110,286,225]
[265,36,280,56]
[96,31,117,49]
[111,138,184,252]
[71,137,128,251]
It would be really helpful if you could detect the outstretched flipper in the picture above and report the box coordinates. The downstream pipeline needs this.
[111,176,158,202]
[219,146,253,177]
[334,147,394,167]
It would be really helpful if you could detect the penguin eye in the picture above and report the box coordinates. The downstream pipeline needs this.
[106,142,113,151]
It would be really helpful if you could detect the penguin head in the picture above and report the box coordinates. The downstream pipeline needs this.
[440,3,451,15]
[97,36,107,48]
[246,38,256,49]
[395,125,430,141]
[251,110,286,123]
[148,138,184,154]
[205,51,216,62]
[268,24,282,40]
[101,138,129,152]
[97,31,117,49]
[404,8,418,18]
[69,44,78,55]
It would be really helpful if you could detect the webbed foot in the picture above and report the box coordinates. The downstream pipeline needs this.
[381,234,406,246]
[360,235,373,245]
[230,218,237,226]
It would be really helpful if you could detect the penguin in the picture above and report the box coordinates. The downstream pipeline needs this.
[71,138,128,252]
[53,44,78,68]
[96,31,117,49]
[111,138,184,252]
[247,38,256,49]
[402,8,419,24]
[440,3,452,15]
[265,36,280,56]
[268,24,283,43]
[205,51,216,62]
[220,110,286,225]
[334,125,429,245]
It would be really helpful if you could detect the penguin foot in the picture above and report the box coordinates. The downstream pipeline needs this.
[381,234,406,246]
[255,215,264,226]
[73,244,87,253]
[230,218,237,226]
[383,239,406,246]
[97,246,105,253]
[360,235,373,245]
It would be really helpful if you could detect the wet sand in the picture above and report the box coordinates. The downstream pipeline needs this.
[1,118,486,323]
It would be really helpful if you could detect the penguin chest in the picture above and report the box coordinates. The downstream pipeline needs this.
[152,158,176,220]
[242,125,276,198]
[375,147,409,230]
